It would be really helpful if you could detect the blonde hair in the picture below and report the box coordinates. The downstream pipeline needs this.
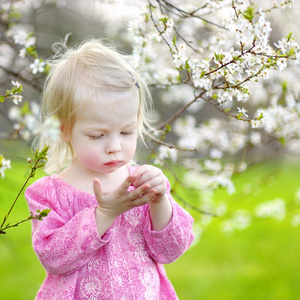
[37,38,154,174]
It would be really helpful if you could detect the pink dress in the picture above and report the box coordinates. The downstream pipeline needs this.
[25,165,194,300]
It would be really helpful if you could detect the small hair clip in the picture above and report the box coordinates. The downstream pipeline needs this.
[129,72,140,89]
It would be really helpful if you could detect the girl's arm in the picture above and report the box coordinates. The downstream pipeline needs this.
[143,195,194,264]
[149,194,172,231]
[25,178,108,276]
[132,165,194,264]
[132,165,172,231]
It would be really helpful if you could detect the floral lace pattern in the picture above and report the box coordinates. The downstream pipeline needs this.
[25,165,194,299]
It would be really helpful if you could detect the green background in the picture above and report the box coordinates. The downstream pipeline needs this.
[1,158,299,300]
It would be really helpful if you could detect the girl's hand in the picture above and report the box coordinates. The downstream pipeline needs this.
[132,165,168,203]
[132,165,172,231]
[93,175,156,220]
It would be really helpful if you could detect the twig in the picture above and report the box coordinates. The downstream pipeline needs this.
[0,146,50,233]
[149,134,198,152]
[158,89,206,130]
[159,0,226,29]
[172,192,218,217]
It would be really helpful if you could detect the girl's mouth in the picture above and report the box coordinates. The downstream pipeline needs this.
[104,160,122,167]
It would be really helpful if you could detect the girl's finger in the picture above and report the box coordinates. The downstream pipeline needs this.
[132,167,162,188]
[129,183,152,200]
[131,190,157,207]
[116,175,137,195]
[93,178,103,201]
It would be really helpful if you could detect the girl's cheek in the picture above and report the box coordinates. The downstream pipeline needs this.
[80,147,101,164]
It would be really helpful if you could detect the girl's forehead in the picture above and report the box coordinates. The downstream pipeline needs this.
[75,89,139,120]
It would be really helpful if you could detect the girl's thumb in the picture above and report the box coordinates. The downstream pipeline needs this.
[93,178,103,200]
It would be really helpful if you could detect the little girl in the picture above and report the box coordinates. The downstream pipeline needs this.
[25,38,194,300]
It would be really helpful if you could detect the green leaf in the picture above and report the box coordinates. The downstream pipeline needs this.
[39,209,51,218]
[166,124,172,133]
[144,13,150,22]
[242,5,255,21]
[21,102,30,115]
[287,47,295,56]
[281,81,288,93]
[279,137,286,145]
[172,35,176,46]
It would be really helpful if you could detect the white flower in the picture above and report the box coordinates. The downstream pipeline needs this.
[211,174,235,194]
[238,161,247,172]
[8,107,21,120]
[11,80,21,89]
[276,58,287,72]
[250,120,261,128]
[25,36,36,48]
[210,148,223,159]
[12,29,28,45]
[254,198,286,221]
[172,44,187,69]
[0,155,11,178]
[12,94,23,105]
[204,159,222,173]
[29,59,46,74]
[249,132,261,145]
[40,115,61,143]
[192,72,212,90]
[24,114,39,132]
[19,47,27,58]
[232,210,252,230]
[237,107,249,118]
[154,145,177,165]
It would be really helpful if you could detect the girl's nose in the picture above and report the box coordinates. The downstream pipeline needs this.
[105,136,122,154]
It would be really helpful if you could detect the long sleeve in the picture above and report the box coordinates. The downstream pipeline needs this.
[25,177,108,276]
[142,180,194,264]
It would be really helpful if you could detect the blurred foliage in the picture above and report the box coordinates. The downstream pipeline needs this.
[0,159,299,299]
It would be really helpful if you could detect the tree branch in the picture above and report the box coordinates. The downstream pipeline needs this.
[158,89,206,130]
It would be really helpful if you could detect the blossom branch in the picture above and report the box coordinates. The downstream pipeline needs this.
[159,0,225,29]
[0,146,50,235]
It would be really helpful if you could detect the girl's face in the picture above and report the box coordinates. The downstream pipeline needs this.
[65,90,139,176]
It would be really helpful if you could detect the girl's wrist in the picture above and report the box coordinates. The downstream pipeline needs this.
[150,193,168,204]
[96,206,117,224]
[149,194,172,231]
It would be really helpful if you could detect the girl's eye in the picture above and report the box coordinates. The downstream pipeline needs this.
[88,134,103,140]
[121,131,133,136]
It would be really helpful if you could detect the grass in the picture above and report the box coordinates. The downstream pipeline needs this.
[0,158,299,299]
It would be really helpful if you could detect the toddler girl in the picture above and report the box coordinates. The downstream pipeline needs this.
[25,38,194,300]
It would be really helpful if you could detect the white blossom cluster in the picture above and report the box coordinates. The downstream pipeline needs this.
[8,25,36,58]
[10,81,23,105]
[8,102,41,140]
[1,0,300,235]
[127,0,299,123]
[8,103,60,142]
[126,0,300,189]
[4,13,47,74]
[254,198,286,221]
